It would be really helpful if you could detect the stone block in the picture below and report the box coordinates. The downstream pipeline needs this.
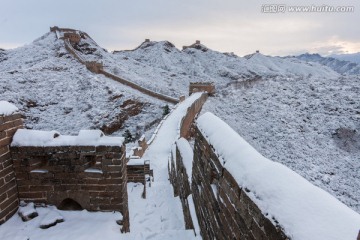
[18,191,44,199]
[0,146,9,157]
[0,137,11,148]
[0,122,13,132]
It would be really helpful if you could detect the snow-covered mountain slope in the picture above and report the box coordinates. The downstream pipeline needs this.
[0,33,166,137]
[296,53,360,75]
[110,42,339,97]
[202,74,360,213]
[331,52,360,64]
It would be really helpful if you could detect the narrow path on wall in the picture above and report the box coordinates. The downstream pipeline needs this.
[124,93,204,239]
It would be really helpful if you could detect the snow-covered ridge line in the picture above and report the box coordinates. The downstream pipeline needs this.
[54,27,179,104]
[295,53,360,75]
[196,112,360,240]
[11,129,124,147]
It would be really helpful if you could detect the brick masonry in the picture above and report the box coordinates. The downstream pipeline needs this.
[179,93,207,139]
[0,112,23,224]
[10,144,130,232]
[127,162,150,183]
[192,127,288,239]
[168,142,195,231]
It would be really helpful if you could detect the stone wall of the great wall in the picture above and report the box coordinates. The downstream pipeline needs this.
[0,111,23,224]
[179,93,207,139]
[10,139,129,231]
[192,126,288,239]
[168,140,195,231]
[100,70,178,104]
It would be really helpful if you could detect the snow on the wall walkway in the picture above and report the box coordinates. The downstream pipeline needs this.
[143,92,203,177]
[0,101,18,116]
[123,93,203,239]
[197,112,360,240]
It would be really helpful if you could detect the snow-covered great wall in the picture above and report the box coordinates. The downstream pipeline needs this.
[1,26,360,239]
[2,92,360,239]
[51,27,179,104]
[169,112,360,240]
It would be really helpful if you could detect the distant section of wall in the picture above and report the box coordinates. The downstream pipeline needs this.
[189,82,215,96]
[51,26,77,33]
[63,32,81,44]
[56,26,179,104]
[10,134,129,232]
[192,126,288,239]
[64,39,85,64]
[179,93,207,139]
[86,61,103,74]
[100,70,179,104]
[0,110,22,224]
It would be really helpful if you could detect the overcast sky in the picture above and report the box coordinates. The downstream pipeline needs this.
[0,0,359,56]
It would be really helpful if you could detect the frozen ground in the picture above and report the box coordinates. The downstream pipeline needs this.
[0,205,122,240]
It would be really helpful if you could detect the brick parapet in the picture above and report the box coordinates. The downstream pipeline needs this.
[10,144,129,232]
[168,143,195,231]
[179,93,207,139]
[0,112,23,224]
[126,163,150,183]
[192,127,288,239]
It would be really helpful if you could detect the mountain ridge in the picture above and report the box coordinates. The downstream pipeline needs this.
[295,52,360,75]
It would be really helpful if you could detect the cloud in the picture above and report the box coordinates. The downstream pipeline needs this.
[0,0,359,56]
